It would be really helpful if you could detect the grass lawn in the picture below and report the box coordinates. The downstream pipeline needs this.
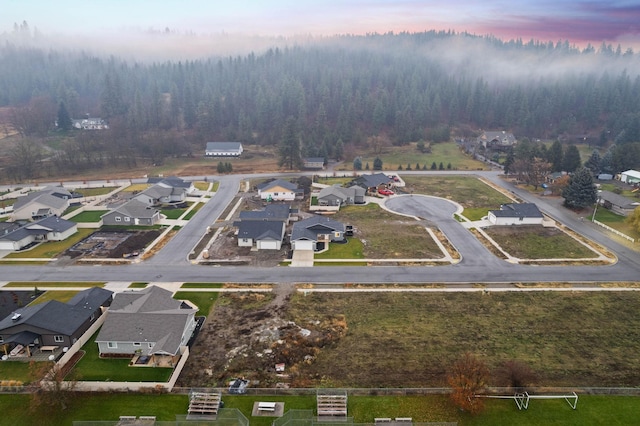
[211,181,220,191]
[174,291,219,316]
[69,210,109,222]
[331,203,443,258]
[74,186,119,197]
[0,361,35,383]
[183,202,204,220]
[594,208,640,240]
[160,205,190,219]
[315,237,365,259]
[403,175,513,210]
[62,204,82,215]
[4,282,104,288]
[27,290,79,305]
[193,181,210,191]
[5,229,94,258]
[0,197,17,207]
[335,141,488,172]
[484,226,599,259]
[286,291,640,387]
[0,392,638,425]
[71,332,174,382]
[121,183,151,192]
[463,206,490,221]
[181,283,224,288]
[129,282,148,288]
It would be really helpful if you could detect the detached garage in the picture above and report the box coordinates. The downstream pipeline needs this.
[620,170,640,184]
[488,203,544,226]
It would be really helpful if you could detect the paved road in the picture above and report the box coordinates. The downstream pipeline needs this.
[0,171,639,284]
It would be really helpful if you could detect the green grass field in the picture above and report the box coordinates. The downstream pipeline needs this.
[0,392,637,425]
[594,208,640,240]
[26,290,80,305]
[182,202,204,220]
[315,237,365,259]
[71,333,173,382]
[73,186,119,197]
[160,206,189,219]
[4,229,94,259]
[68,210,108,222]
[173,291,219,316]
[193,181,210,191]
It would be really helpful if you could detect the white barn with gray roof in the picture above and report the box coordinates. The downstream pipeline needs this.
[96,286,197,357]
[205,142,243,157]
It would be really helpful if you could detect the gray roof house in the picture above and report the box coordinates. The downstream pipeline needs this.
[135,178,193,205]
[477,131,517,149]
[598,190,639,216]
[95,286,197,357]
[236,220,286,250]
[350,173,394,192]
[303,157,325,169]
[205,142,243,157]
[317,185,365,207]
[488,203,544,225]
[12,189,70,221]
[0,287,112,356]
[147,176,195,192]
[101,199,161,226]
[0,216,78,251]
[291,216,346,251]
[238,204,295,223]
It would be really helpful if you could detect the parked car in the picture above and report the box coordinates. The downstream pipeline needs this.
[378,188,394,196]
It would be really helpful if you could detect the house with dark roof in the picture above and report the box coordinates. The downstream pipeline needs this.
[101,199,161,226]
[236,220,286,250]
[95,286,197,358]
[303,157,325,170]
[477,131,517,150]
[134,177,194,205]
[349,173,394,193]
[291,216,346,251]
[488,203,544,225]
[0,216,78,251]
[238,203,295,223]
[12,188,70,221]
[0,287,112,357]
[597,190,639,216]
[257,179,302,201]
[316,185,365,207]
[205,142,243,157]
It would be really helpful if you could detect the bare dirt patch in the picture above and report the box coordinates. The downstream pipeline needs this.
[64,230,161,259]
[176,285,348,388]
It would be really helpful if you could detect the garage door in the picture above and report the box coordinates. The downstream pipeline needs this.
[258,240,280,250]
[292,240,314,251]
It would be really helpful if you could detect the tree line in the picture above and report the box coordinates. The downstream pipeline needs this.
[2,30,640,179]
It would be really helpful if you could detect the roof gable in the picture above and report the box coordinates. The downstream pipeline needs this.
[490,203,543,218]
[257,179,299,192]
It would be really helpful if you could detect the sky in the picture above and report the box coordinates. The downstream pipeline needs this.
[2,0,640,48]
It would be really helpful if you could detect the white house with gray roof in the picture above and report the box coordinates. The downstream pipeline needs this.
[12,188,70,221]
[257,179,301,201]
[0,216,77,251]
[317,185,365,207]
[95,286,197,357]
[291,216,346,251]
[101,199,161,226]
[205,142,243,157]
[488,203,544,225]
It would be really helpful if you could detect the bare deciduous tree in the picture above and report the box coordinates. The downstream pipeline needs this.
[447,353,489,414]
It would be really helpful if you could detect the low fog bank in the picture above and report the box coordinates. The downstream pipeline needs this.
[2,26,639,82]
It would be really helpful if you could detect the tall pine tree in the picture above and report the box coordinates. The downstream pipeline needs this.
[562,167,597,209]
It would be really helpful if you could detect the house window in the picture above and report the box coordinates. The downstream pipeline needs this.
[115,216,122,222]
[334,232,341,238]
[124,217,130,222]
[54,336,64,343]
[242,238,249,243]
[133,342,141,347]
[107,342,117,349]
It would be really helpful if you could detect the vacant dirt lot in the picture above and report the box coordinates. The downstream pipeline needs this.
[65,230,162,259]
[180,289,640,389]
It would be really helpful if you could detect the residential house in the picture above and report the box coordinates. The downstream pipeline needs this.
[316,185,365,207]
[620,170,640,185]
[597,190,639,216]
[134,177,194,206]
[101,199,161,226]
[0,287,112,356]
[205,142,243,157]
[303,157,325,170]
[487,203,544,225]
[233,204,295,250]
[12,188,70,221]
[72,117,109,130]
[95,286,197,358]
[0,216,78,251]
[257,179,301,201]
[236,221,286,250]
[291,216,346,251]
[477,131,517,150]
[349,173,394,193]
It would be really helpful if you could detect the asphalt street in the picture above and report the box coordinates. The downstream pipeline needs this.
[1,171,638,285]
